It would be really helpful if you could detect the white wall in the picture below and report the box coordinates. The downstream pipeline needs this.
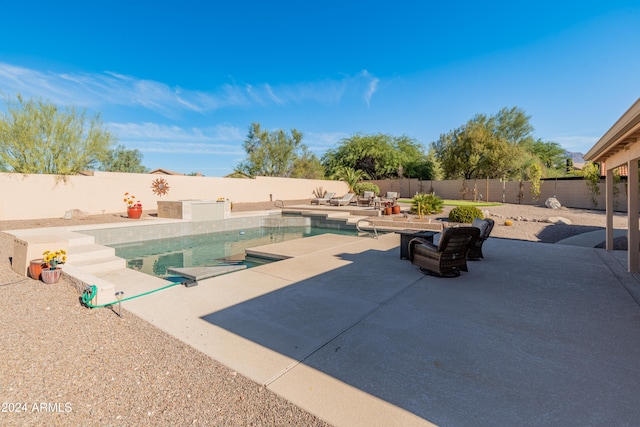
[0,172,348,220]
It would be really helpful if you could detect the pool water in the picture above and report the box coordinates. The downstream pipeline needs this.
[111,226,359,278]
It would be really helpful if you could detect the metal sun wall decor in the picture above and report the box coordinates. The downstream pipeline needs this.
[151,178,170,196]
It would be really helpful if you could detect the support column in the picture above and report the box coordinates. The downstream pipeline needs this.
[627,159,639,273]
[606,168,614,250]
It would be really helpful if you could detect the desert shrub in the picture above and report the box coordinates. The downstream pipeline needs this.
[411,193,443,217]
[448,206,484,224]
[312,186,326,198]
[354,182,380,196]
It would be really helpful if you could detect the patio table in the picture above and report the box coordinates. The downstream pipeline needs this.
[395,229,437,260]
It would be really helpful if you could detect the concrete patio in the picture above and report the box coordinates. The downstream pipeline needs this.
[114,232,640,426]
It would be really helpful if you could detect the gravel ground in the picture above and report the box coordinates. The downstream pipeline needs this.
[0,202,629,426]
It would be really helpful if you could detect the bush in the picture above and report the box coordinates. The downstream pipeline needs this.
[448,206,484,224]
[411,193,443,217]
[354,182,380,196]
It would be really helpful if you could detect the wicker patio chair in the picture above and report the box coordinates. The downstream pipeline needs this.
[357,191,375,206]
[381,191,398,204]
[409,227,480,277]
[468,218,495,260]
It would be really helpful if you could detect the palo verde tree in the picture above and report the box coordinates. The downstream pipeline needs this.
[432,106,562,180]
[290,146,325,179]
[433,114,520,179]
[234,122,322,177]
[322,133,435,180]
[0,94,115,174]
[98,145,149,173]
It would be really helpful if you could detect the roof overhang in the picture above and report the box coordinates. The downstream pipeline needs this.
[584,98,640,170]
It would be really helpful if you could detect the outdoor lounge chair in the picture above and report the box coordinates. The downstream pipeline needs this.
[409,226,480,277]
[311,192,336,205]
[329,193,355,206]
[357,191,376,206]
[468,218,494,260]
[381,191,398,204]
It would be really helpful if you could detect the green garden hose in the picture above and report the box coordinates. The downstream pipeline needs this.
[81,281,182,308]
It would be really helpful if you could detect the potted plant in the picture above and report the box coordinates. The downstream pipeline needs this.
[41,249,66,284]
[383,201,393,215]
[124,192,143,219]
[29,258,46,280]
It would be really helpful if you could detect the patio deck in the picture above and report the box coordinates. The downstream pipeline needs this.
[118,233,640,426]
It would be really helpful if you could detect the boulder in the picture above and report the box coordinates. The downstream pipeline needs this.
[545,197,561,209]
[63,209,89,220]
[548,216,572,225]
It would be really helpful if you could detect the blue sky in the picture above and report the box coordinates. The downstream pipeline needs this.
[1,1,640,175]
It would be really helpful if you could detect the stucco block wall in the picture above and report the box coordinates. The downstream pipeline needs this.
[369,178,627,211]
[0,172,348,221]
[1,171,630,221]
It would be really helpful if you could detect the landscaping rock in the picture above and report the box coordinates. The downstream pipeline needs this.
[548,216,572,225]
[545,197,561,209]
[63,209,89,220]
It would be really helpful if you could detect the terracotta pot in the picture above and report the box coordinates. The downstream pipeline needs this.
[29,259,46,280]
[383,207,392,215]
[392,205,401,214]
[127,207,143,219]
[41,268,62,284]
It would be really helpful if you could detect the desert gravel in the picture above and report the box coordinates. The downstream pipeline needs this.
[0,202,629,426]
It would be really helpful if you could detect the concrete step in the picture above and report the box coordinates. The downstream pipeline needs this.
[64,231,96,246]
[67,244,116,263]
[68,256,127,274]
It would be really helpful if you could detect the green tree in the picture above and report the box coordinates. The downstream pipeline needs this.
[432,107,560,180]
[235,123,305,177]
[530,139,566,171]
[0,94,115,174]
[98,145,149,173]
[290,146,325,179]
[433,115,520,179]
[491,106,535,146]
[322,133,435,180]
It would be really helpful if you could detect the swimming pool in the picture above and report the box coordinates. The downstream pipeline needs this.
[110,225,359,278]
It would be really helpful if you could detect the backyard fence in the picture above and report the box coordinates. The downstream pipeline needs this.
[368,177,628,212]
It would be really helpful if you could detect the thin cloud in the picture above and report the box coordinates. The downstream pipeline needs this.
[304,131,350,152]
[0,62,381,116]
[108,122,245,155]
[360,70,379,106]
[108,122,244,141]
[134,141,244,156]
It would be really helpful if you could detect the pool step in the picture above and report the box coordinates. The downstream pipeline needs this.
[64,232,97,246]
[67,256,127,274]
[66,242,126,274]
[67,243,116,263]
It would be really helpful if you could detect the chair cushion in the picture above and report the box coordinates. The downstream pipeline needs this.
[472,218,489,237]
